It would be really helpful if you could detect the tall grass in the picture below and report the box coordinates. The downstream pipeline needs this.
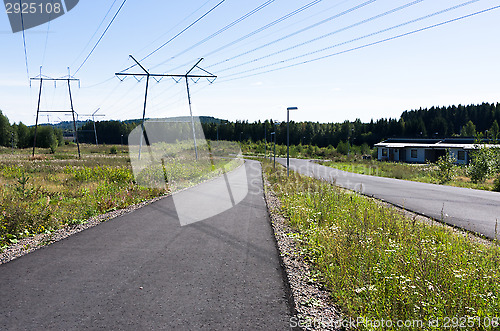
[323,160,495,191]
[0,143,239,249]
[264,163,500,329]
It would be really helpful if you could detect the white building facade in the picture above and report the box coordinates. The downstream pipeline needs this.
[374,138,496,165]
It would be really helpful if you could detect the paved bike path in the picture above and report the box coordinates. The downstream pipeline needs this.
[0,160,292,330]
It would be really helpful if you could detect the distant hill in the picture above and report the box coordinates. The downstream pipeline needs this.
[123,116,225,125]
[42,116,225,131]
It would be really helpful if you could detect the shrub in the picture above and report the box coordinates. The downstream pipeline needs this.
[493,173,500,192]
[110,146,118,154]
[468,146,494,183]
[435,151,456,183]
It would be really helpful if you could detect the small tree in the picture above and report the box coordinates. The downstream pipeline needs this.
[467,138,496,183]
[435,151,456,183]
[336,141,350,155]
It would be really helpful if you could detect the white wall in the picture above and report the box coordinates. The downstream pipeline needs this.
[377,147,385,160]
[449,148,468,165]
[405,148,425,163]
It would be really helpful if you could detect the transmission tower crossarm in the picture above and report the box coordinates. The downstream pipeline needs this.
[186,58,204,75]
[129,55,149,74]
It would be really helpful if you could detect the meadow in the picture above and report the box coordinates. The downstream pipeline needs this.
[0,141,240,250]
[320,159,496,191]
[264,161,500,330]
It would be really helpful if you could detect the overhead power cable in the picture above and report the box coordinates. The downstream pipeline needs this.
[71,0,118,70]
[135,0,213,55]
[121,0,227,73]
[19,0,29,81]
[207,0,377,69]
[221,0,482,79]
[217,0,425,73]
[161,0,323,74]
[74,0,128,75]
[202,0,322,59]
[151,0,279,69]
[41,0,54,67]
[221,4,500,82]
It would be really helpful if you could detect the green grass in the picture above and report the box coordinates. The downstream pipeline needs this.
[0,142,240,250]
[321,160,495,191]
[264,162,500,330]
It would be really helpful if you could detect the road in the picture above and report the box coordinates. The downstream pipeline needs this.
[0,160,293,330]
[278,158,500,240]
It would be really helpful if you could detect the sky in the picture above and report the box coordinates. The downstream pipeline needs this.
[1,0,500,126]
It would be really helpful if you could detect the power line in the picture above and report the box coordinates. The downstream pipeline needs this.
[160,0,324,74]
[135,0,213,55]
[206,0,377,69]
[202,0,322,59]
[74,0,128,75]
[221,0,483,79]
[41,0,54,67]
[151,0,279,70]
[220,3,500,82]
[71,0,118,69]
[19,0,29,81]
[216,0,426,73]
[121,0,227,73]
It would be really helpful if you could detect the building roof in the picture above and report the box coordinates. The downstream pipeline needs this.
[375,138,499,150]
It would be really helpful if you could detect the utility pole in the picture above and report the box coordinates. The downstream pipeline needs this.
[271,132,276,168]
[116,56,216,160]
[185,59,203,161]
[31,67,81,158]
[264,122,267,160]
[77,108,105,146]
[287,107,298,177]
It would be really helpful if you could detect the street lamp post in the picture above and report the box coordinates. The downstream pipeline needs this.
[271,132,276,168]
[264,122,267,160]
[287,107,298,177]
[121,134,124,146]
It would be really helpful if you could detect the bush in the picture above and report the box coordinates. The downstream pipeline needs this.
[36,126,58,149]
[110,146,118,154]
[336,141,350,155]
[468,146,494,183]
[493,173,500,192]
[435,151,456,184]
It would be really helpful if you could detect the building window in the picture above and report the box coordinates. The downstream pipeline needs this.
[411,149,418,158]
[458,150,465,161]
[382,149,388,157]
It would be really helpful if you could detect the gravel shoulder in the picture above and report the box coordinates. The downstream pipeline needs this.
[262,171,344,331]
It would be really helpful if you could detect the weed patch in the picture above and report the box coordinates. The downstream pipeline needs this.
[264,162,500,329]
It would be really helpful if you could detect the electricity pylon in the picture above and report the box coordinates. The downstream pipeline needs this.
[115,55,216,160]
[30,67,81,158]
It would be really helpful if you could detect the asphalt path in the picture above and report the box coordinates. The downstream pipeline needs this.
[277,158,500,240]
[0,160,293,330]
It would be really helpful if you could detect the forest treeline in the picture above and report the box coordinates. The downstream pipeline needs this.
[0,110,64,150]
[82,102,500,147]
[1,102,499,149]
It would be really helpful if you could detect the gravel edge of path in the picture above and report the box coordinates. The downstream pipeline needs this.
[262,171,344,331]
